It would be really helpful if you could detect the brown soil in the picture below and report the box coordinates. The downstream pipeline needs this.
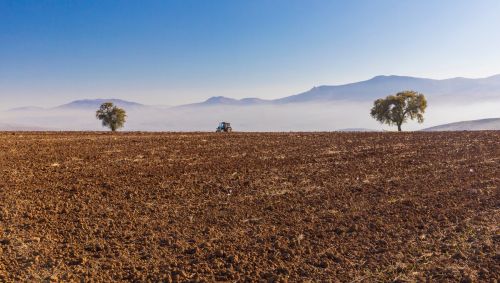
[0,132,498,282]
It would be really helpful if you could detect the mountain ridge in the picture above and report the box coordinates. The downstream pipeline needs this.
[6,74,500,110]
[190,73,500,106]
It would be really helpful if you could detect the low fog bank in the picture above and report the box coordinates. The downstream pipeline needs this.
[1,98,499,131]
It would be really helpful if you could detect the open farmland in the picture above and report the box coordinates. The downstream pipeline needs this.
[0,132,498,282]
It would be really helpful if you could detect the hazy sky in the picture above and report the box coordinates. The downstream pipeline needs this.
[1,0,500,109]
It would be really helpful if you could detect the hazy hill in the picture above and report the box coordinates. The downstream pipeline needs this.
[55,99,145,109]
[8,106,46,112]
[7,99,147,112]
[180,96,270,107]
[423,118,500,131]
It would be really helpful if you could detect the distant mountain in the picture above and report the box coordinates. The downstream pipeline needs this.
[423,118,500,131]
[180,96,270,107]
[273,74,500,104]
[55,99,145,110]
[8,106,45,112]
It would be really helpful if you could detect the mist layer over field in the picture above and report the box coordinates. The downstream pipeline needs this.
[1,98,499,131]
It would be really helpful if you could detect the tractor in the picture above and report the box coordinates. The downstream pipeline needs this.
[216,122,232,132]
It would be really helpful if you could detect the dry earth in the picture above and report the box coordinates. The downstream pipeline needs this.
[0,132,498,282]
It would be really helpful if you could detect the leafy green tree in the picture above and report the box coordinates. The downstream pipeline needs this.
[370,91,427,131]
[95,102,126,131]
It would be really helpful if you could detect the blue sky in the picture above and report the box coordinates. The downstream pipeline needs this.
[1,0,500,109]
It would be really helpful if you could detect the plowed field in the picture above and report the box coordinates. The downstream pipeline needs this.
[0,132,499,282]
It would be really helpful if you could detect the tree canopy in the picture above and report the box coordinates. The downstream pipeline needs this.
[95,102,127,131]
[370,91,427,131]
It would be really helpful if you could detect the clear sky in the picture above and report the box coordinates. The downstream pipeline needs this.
[1,0,500,109]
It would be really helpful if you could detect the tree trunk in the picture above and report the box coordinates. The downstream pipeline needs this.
[397,124,402,132]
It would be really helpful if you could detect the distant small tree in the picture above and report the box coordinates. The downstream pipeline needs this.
[370,91,427,131]
[96,102,126,131]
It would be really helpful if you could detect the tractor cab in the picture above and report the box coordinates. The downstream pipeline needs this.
[216,122,232,132]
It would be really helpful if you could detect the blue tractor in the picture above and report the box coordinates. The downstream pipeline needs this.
[216,122,232,132]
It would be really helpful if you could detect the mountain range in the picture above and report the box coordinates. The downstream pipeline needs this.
[8,74,500,111]
[185,74,500,107]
